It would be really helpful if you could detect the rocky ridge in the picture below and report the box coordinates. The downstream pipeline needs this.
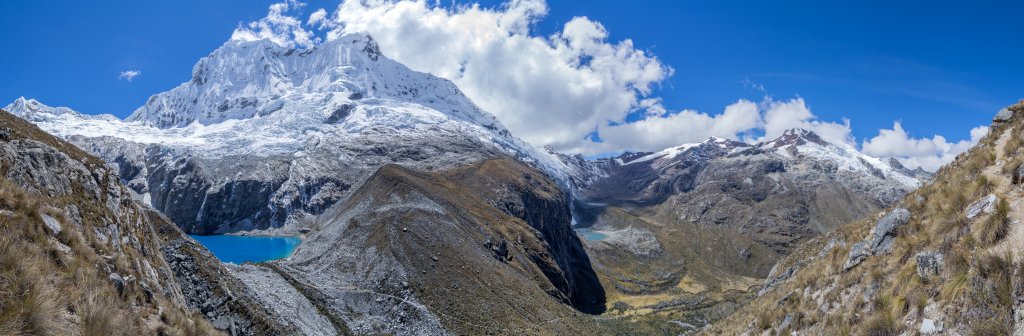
[0,109,288,335]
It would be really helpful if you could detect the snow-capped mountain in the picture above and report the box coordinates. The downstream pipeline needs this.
[557,128,928,326]
[127,35,501,131]
[4,33,568,234]
[6,97,119,123]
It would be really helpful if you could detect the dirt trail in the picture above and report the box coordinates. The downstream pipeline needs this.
[981,128,1024,258]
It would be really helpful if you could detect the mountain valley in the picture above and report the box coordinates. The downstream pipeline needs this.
[2,23,1016,336]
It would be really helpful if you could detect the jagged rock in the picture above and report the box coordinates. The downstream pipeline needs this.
[916,252,943,280]
[966,194,998,219]
[843,208,911,270]
[844,242,870,270]
[868,208,911,252]
[995,108,1015,122]
[759,266,798,296]
[40,213,61,236]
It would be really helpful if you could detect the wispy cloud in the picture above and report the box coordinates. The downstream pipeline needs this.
[119,70,141,82]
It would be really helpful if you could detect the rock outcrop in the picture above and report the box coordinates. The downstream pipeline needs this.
[0,110,220,334]
[0,107,297,335]
[841,208,911,270]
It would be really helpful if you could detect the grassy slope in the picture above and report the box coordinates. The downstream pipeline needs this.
[706,101,1024,335]
[0,110,220,335]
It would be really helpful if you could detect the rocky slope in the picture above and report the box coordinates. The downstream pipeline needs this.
[4,33,569,235]
[556,129,926,328]
[246,158,607,335]
[705,101,1024,335]
[0,108,285,335]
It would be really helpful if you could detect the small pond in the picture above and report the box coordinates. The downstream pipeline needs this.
[574,227,609,241]
[189,235,301,264]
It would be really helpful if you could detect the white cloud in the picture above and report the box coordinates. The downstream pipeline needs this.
[118,70,141,82]
[758,98,853,146]
[862,122,988,172]
[307,8,327,26]
[231,0,318,48]
[229,1,986,172]
[594,99,760,153]
[592,97,856,154]
[322,0,671,153]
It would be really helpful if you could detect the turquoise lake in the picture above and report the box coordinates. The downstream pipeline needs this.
[188,235,301,264]
[574,227,608,241]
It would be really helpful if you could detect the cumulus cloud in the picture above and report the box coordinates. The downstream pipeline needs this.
[322,0,671,153]
[593,97,857,153]
[231,0,318,48]
[758,98,853,146]
[595,100,760,152]
[118,70,141,82]
[862,122,988,172]
[307,8,328,26]
[230,0,986,171]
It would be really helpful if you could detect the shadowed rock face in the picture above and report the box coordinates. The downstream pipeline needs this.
[69,133,503,234]
[278,159,606,335]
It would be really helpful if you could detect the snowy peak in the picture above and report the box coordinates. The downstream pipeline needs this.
[127,33,503,132]
[763,128,829,148]
[563,128,925,191]
[752,128,923,188]
[3,97,117,123]
[616,136,749,166]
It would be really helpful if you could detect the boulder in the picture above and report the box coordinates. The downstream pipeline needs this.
[966,194,998,220]
[995,108,1015,122]
[844,242,870,270]
[40,213,62,236]
[867,208,911,252]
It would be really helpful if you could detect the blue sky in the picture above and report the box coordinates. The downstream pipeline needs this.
[1,1,1021,159]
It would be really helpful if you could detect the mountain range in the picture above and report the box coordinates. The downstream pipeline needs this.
[3,30,986,335]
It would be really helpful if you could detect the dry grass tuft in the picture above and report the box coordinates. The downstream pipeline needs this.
[977,197,1010,246]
